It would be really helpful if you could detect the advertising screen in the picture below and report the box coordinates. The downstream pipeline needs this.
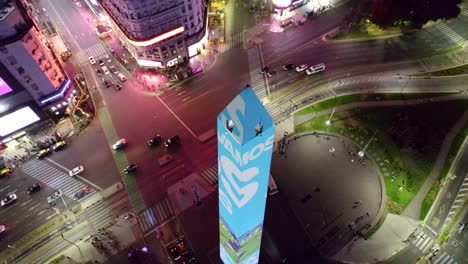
[0,106,41,137]
[217,87,275,264]
[0,77,13,97]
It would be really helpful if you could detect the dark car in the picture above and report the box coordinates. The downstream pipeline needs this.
[283,64,294,71]
[260,66,270,74]
[109,65,118,75]
[27,183,42,194]
[148,135,162,147]
[165,135,180,148]
[37,148,52,159]
[96,68,103,76]
[169,246,182,261]
[115,84,122,91]
[104,80,112,88]
[124,163,138,174]
[73,186,91,201]
[267,70,277,78]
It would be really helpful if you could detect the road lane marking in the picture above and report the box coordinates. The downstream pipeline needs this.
[21,199,33,206]
[154,95,198,139]
[185,91,212,105]
[29,203,42,211]
[182,96,192,102]
[0,185,11,192]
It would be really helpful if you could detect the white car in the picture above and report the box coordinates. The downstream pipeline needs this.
[117,73,127,82]
[295,64,308,72]
[1,194,17,207]
[105,54,111,62]
[88,56,96,65]
[69,166,84,176]
[112,138,127,150]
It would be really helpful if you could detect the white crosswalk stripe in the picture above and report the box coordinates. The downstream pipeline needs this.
[21,159,96,199]
[74,43,108,65]
[412,231,435,252]
[138,196,174,233]
[229,32,245,48]
[434,252,458,264]
[244,24,267,39]
[436,23,465,46]
[461,9,468,17]
[201,163,218,187]
[247,47,267,101]
[84,199,114,229]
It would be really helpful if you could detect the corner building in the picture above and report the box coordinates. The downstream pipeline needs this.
[0,0,76,144]
[99,0,207,68]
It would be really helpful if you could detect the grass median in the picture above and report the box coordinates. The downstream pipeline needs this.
[295,99,467,214]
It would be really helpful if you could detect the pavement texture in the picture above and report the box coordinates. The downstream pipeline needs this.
[333,213,421,263]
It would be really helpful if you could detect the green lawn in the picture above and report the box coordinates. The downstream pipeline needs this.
[294,100,467,214]
[420,182,441,220]
[332,19,402,40]
[413,62,468,77]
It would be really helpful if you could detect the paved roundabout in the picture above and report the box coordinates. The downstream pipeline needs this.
[270,132,385,257]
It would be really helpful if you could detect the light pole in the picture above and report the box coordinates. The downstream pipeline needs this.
[358,130,378,158]
[61,233,85,263]
[325,95,338,126]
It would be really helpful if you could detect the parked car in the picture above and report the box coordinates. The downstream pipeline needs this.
[53,141,67,151]
[112,138,127,150]
[148,135,162,147]
[102,66,110,75]
[109,65,118,75]
[1,193,17,207]
[283,64,294,71]
[124,163,138,174]
[69,166,84,176]
[27,183,42,194]
[295,64,308,72]
[37,148,52,159]
[98,59,105,66]
[88,56,96,65]
[165,135,180,148]
[117,73,127,82]
[115,84,122,91]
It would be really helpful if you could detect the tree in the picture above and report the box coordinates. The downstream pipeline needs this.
[361,0,462,29]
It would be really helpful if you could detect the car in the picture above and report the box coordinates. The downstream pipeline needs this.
[102,66,110,75]
[96,68,103,76]
[164,135,180,148]
[115,84,122,91]
[169,246,182,261]
[295,64,308,72]
[104,80,112,88]
[124,163,138,174]
[75,73,86,86]
[1,193,17,207]
[305,63,326,75]
[37,148,52,159]
[27,183,42,194]
[260,66,270,74]
[117,73,127,82]
[98,59,104,66]
[53,141,67,151]
[105,54,111,62]
[112,138,127,150]
[0,225,5,234]
[69,166,84,176]
[88,56,96,65]
[109,65,118,75]
[283,64,294,71]
[281,18,295,28]
[148,135,162,147]
[267,70,277,78]
[0,167,12,177]
[73,186,91,201]
[47,190,62,203]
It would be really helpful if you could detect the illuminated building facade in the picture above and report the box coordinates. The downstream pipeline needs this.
[98,0,208,68]
[218,87,275,264]
[0,0,76,143]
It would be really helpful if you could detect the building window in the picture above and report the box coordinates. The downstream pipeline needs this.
[7,56,17,65]
[182,6,185,13]
[17,67,25,75]
[188,4,192,11]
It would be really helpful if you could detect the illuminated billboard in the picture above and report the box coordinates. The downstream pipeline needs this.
[217,87,275,264]
[0,77,13,97]
[0,106,41,137]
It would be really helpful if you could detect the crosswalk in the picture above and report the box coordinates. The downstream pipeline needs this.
[228,32,244,48]
[220,24,268,53]
[433,252,458,264]
[138,196,174,234]
[443,173,468,229]
[200,163,218,187]
[412,231,435,253]
[247,47,267,101]
[21,159,96,200]
[83,199,114,230]
[74,43,108,65]
[460,9,468,18]
[244,24,267,39]
[435,23,466,46]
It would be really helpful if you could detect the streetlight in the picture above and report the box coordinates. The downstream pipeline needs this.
[61,233,84,263]
[358,130,378,158]
[325,95,338,126]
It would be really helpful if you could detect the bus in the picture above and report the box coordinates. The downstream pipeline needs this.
[268,174,279,195]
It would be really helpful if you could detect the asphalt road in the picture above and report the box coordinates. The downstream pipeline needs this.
[444,208,468,263]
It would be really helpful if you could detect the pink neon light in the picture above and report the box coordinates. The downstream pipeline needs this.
[0,77,13,96]
[137,59,163,68]
[128,26,184,47]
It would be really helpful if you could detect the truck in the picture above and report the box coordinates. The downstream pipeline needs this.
[50,34,71,61]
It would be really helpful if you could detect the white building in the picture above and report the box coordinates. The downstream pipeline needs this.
[98,0,208,68]
[0,0,76,143]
